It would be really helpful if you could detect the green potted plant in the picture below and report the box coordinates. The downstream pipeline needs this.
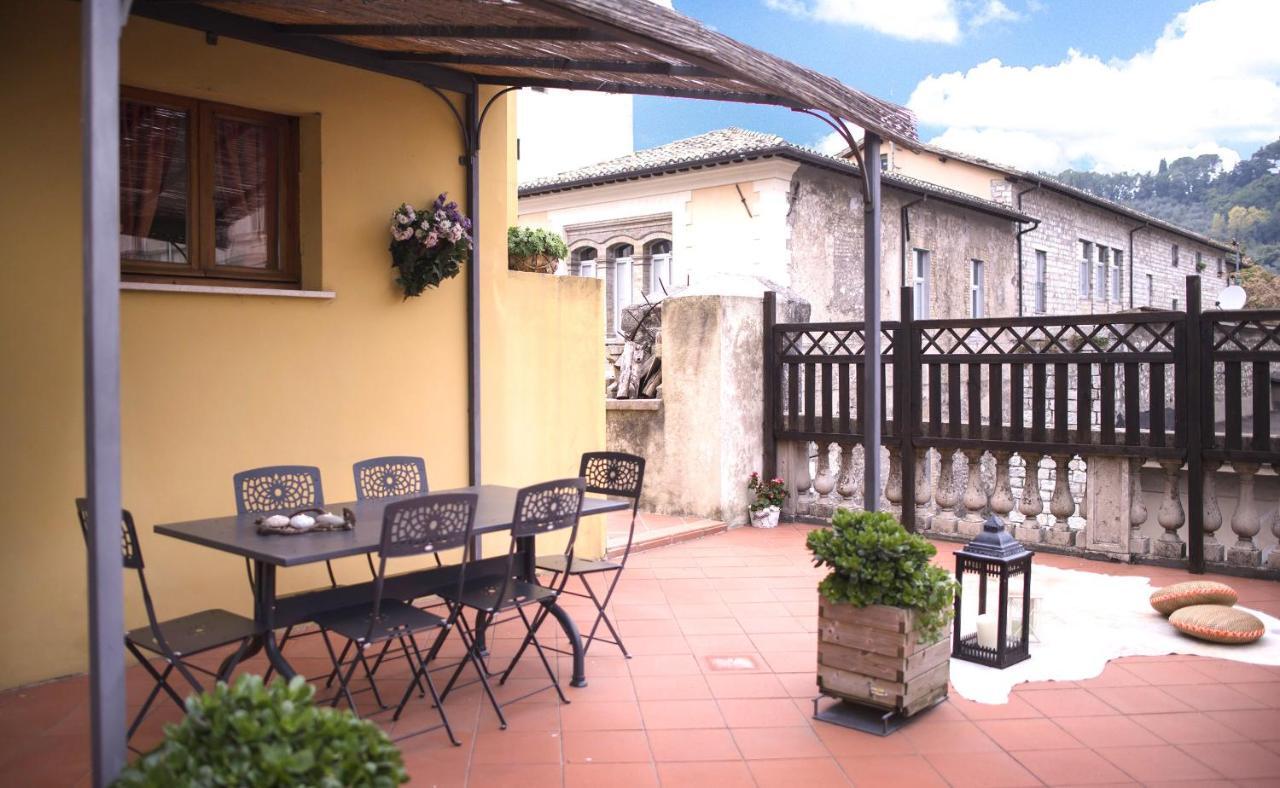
[508,226,568,274]
[116,675,408,787]
[807,510,956,717]
[747,472,787,528]
[388,194,472,297]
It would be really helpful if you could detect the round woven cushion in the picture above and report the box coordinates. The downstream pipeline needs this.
[1150,581,1238,616]
[1169,604,1265,645]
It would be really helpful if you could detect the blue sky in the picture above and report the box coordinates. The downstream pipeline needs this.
[632,0,1279,174]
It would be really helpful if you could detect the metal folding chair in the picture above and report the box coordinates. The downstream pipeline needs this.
[353,456,431,577]
[309,492,479,746]
[533,452,645,658]
[74,499,255,744]
[439,478,586,725]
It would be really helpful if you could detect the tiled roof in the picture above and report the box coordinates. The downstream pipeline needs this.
[520,128,1031,222]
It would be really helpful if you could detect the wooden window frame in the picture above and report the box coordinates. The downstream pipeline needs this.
[121,86,300,288]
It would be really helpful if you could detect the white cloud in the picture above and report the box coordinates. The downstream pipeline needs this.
[969,0,1020,30]
[765,0,963,43]
[907,0,1280,173]
[815,129,856,154]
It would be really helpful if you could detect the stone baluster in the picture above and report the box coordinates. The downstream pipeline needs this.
[989,452,1015,532]
[1268,462,1280,571]
[812,442,837,518]
[1047,455,1076,547]
[1153,460,1186,559]
[1201,459,1225,563]
[1015,454,1045,542]
[1128,459,1150,555]
[931,449,959,535]
[836,443,857,503]
[913,448,932,521]
[959,449,987,538]
[1227,462,1261,568]
[798,440,815,498]
[883,446,903,516]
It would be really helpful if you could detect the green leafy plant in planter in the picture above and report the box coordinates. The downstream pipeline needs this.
[807,509,956,643]
[115,675,407,787]
[508,226,568,274]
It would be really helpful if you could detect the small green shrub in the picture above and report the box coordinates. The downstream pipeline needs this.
[115,675,407,788]
[507,226,568,267]
[807,509,956,642]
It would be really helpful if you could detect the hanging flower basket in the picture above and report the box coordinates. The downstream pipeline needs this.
[388,194,473,298]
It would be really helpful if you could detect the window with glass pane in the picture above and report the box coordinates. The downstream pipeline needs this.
[120,97,191,268]
[970,259,984,318]
[913,249,930,319]
[1097,263,1108,301]
[1034,250,1047,314]
[120,87,297,286]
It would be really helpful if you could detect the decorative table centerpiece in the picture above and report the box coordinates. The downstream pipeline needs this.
[388,194,473,297]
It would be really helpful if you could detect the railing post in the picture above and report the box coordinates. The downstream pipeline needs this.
[899,286,916,532]
[1185,275,1205,574]
[763,291,778,481]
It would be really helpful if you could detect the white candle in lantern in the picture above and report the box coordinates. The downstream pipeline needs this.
[975,613,998,649]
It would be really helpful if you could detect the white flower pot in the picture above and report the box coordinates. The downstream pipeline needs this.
[750,505,781,528]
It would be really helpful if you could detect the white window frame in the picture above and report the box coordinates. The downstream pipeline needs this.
[1079,240,1093,297]
[1097,262,1108,301]
[970,259,985,318]
[1034,249,1047,315]
[612,255,633,338]
[912,249,930,319]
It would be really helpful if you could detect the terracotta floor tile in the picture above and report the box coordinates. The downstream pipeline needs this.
[683,634,758,654]
[717,697,811,728]
[559,700,644,731]
[1096,744,1223,782]
[705,672,788,699]
[1157,682,1267,711]
[731,725,829,760]
[1191,660,1279,684]
[561,729,652,763]
[977,718,1083,750]
[1121,660,1216,686]
[1179,740,1280,779]
[925,750,1041,787]
[814,723,917,757]
[647,728,741,761]
[465,762,562,788]
[950,693,1044,720]
[902,719,1001,754]
[639,698,726,729]
[1224,682,1280,708]
[758,650,816,673]
[470,730,562,764]
[1021,688,1120,717]
[1131,711,1247,744]
[777,671,820,697]
[626,654,702,676]
[1076,663,1150,689]
[748,756,850,787]
[1206,708,1280,740]
[564,762,659,788]
[677,617,745,635]
[1011,747,1134,785]
[563,674,636,703]
[837,754,948,787]
[1052,715,1166,748]
[630,673,712,701]
[655,760,756,788]
[1086,685,1193,715]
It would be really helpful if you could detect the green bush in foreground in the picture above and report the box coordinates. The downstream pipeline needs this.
[116,675,407,788]
[807,509,957,643]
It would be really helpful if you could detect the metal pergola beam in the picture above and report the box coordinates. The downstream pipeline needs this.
[862,133,884,509]
[387,52,716,77]
[131,3,475,93]
[273,23,620,41]
[83,0,127,784]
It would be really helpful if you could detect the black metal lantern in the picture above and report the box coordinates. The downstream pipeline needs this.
[952,515,1033,669]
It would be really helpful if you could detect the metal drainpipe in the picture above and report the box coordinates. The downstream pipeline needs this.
[900,195,925,290]
[1015,182,1041,316]
[1129,222,1148,309]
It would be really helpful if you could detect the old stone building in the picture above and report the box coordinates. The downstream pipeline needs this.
[517,128,1032,327]
[862,140,1236,315]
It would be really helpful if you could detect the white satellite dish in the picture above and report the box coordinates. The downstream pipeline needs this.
[1219,285,1247,310]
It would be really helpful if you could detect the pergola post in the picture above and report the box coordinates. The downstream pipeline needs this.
[82,0,127,784]
[862,132,883,510]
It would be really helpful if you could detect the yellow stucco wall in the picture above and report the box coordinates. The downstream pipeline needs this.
[0,2,604,689]
[890,145,1002,199]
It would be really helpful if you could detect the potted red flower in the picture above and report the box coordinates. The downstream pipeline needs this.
[748,472,787,528]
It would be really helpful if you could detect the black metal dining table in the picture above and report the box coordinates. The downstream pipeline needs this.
[155,483,628,688]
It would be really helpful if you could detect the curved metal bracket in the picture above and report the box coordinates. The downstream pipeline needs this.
[793,108,870,201]
[475,86,521,152]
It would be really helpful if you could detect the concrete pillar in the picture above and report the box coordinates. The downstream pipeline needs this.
[1083,456,1131,556]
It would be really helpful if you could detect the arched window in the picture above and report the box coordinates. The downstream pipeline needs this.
[605,244,635,337]
[570,246,597,278]
[644,238,672,296]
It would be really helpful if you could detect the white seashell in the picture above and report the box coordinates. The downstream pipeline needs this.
[314,513,344,527]
[288,513,316,530]
[262,515,290,528]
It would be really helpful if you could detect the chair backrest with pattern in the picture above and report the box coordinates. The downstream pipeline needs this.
[353,456,428,501]
[580,451,645,561]
[233,465,324,515]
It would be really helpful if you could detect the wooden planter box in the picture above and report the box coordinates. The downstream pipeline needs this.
[818,601,950,717]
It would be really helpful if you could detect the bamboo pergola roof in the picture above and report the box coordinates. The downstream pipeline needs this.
[133,0,919,148]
